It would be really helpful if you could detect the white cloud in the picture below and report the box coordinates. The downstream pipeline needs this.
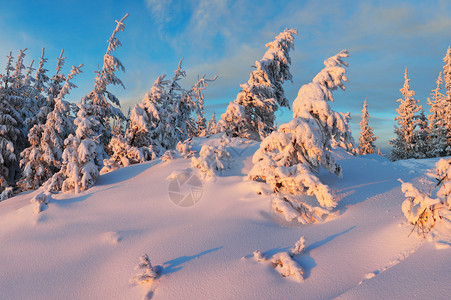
[146,0,174,24]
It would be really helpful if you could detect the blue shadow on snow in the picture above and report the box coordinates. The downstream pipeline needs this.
[162,246,223,275]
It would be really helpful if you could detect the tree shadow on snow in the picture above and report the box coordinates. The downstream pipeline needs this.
[161,246,223,275]
[258,226,355,279]
[51,185,121,208]
[295,226,355,278]
[319,155,422,214]
[96,159,161,186]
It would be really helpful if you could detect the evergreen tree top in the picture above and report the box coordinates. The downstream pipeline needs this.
[399,67,415,101]
[443,46,451,92]
[55,50,66,75]
[360,98,369,128]
[237,28,297,108]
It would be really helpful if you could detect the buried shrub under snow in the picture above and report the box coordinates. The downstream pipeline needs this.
[400,157,451,238]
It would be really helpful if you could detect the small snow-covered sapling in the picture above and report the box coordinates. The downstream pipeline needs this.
[130,253,160,285]
[253,236,307,282]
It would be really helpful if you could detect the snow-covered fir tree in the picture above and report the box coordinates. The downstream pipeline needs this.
[27,48,51,128]
[34,49,66,127]
[0,96,21,200]
[427,72,448,157]
[167,60,217,142]
[81,13,128,157]
[249,50,355,215]
[130,61,214,155]
[219,28,297,140]
[441,46,451,153]
[34,49,50,101]
[358,98,377,155]
[45,102,100,193]
[11,48,36,131]
[43,14,133,192]
[18,65,82,191]
[191,74,217,137]
[412,110,429,159]
[100,135,150,174]
[103,60,216,173]
[292,49,356,153]
[23,59,36,119]
[127,74,172,158]
[390,68,422,161]
[3,51,30,153]
[12,49,27,90]
[47,50,66,104]
[191,138,231,181]
[206,112,219,135]
[0,52,30,197]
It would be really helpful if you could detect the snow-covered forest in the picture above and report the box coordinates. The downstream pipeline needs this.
[0,11,450,300]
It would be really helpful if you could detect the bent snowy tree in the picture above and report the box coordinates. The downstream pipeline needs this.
[219,28,297,140]
[44,13,129,193]
[249,50,356,217]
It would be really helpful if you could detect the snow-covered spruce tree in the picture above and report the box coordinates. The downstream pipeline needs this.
[249,50,355,218]
[190,74,217,137]
[412,110,429,159]
[292,49,356,152]
[389,68,422,161]
[0,51,31,196]
[191,137,231,180]
[400,158,451,238]
[168,60,217,141]
[129,61,214,155]
[47,50,66,105]
[441,46,451,153]
[34,49,50,103]
[130,253,161,300]
[3,51,30,153]
[427,72,448,157]
[103,59,217,173]
[104,72,176,173]
[130,74,171,156]
[32,49,66,128]
[358,98,377,155]
[25,48,51,129]
[253,236,306,282]
[18,65,83,191]
[82,13,128,158]
[100,135,150,174]
[45,102,101,193]
[11,48,37,132]
[0,96,21,200]
[219,29,297,140]
[23,59,36,107]
[206,111,219,135]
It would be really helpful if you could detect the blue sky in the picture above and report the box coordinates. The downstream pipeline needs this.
[2,0,451,151]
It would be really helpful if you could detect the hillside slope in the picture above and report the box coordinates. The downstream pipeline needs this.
[0,137,449,299]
